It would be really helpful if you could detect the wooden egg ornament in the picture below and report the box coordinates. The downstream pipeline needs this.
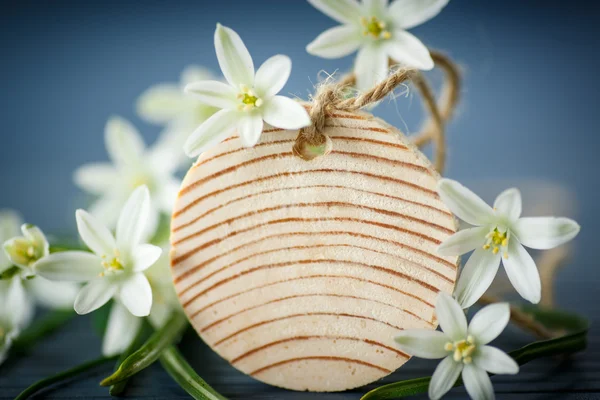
[170,109,459,392]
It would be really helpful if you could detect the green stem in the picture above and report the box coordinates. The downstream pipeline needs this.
[108,324,149,396]
[361,306,588,400]
[14,356,117,400]
[160,346,228,400]
[13,309,76,353]
[99,312,188,386]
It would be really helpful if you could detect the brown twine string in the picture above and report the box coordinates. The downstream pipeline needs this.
[294,51,461,175]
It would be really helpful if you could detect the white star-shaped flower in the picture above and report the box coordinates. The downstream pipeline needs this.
[1,211,78,312]
[306,0,449,91]
[137,66,220,170]
[74,117,181,237]
[0,277,32,365]
[437,179,580,308]
[395,292,518,400]
[35,186,162,356]
[183,24,311,157]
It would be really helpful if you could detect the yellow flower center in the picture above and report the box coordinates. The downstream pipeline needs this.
[100,250,125,277]
[483,228,510,259]
[361,16,392,39]
[237,85,263,112]
[445,335,476,364]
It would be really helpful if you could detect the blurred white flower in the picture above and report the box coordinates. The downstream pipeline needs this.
[36,186,161,317]
[145,244,182,329]
[183,23,311,157]
[307,0,449,90]
[1,212,78,311]
[0,277,32,364]
[0,210,22,275]
[74,117,181,238]
[437,179,580,308]
[137,66,220,170]
[395,292,518,400]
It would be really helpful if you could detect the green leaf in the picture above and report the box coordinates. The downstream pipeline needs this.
[109,321,152,396]
[361,305,589,400]
[160,346,228,400]
[100,312,188,386]
[0,266,21,280]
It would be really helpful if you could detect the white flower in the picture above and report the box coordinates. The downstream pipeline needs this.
[395,292,518,400]
[4,223,49,278]
[437,179,580,308]
[35,186,161,319]
[145,244,182,329]
[74,117,181,236]
[0,277,32,364]
[1,212,78,311]
[306,0,449,90]
[183,23,311,157]
[137,66,220,170]
[0,210,22,275]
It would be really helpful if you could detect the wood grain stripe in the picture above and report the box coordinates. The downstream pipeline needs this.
[249,357,392,376]
[181,243,453,298]
[173,201,450,247]
[174,169,446,219]
[180,152,435,196]
[173,230,456,284]
[188,274,435,319]
[200,293,433,333]
[230,336,409,365]
[172,184,453,232]
[181,259,441,309]
[213,313,404,347]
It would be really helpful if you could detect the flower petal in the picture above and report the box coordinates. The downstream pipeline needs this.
[437,226,488,257]
[475,345,519,375]
[462,364,495,400]
[386,30,433,70]
[214,23,254,87]
[262,96,311,130]
[493,188,522,222]
[120,273,152,317]
[132,244,162,272]
[435,292,467,341]
[237,113,264,148]
[74,279,116,315]
[22,224,48,254]
[184,109,239,158]
[27,277,79,310]
[184,80,238,109]
[307,0,363,24]
[454,247,502,308]
[355,43,389,91]
[394,329,449,359]
[0,209,22,271]
[89,194,126,230]
[105,116,145,167]
[428,356,463,400]
[306,25,362,59]
[75,209,116,257]
[389,0,450,30]
[512,217,580,250]
[116,186,151,256]
[363,0,388,17]
[437,179,494,226]
[255,55,292,99]
[180,65,215,86]
[136,84,188,124]
[503,240,541,304]
[34,251,103,282]
[2,277,33,329]
[468,302,510,345]
[73,163,118,195]
[102,301,142,357]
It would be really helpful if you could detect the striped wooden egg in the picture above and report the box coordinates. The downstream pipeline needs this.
[170,109,459,392]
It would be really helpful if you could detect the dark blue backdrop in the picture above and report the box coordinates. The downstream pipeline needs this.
[1,1,599,398]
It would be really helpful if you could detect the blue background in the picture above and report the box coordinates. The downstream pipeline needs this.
[1,0,599,398]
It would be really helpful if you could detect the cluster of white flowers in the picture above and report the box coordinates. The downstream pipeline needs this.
[0,3,584,400]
